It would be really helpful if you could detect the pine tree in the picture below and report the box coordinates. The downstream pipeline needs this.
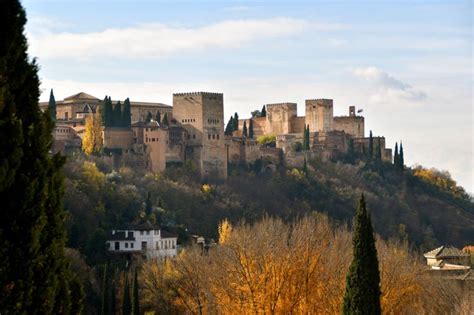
[122,274,131,315]
[48,88,56,121]
[122,98,131,128]
[145,191,153,216]
[101,264,109,315]
[399,141,404,170]
[145,112,152,123]
[113,101,122,127]
[132,268,140,315]
[242,120,248,138]
[155,111,161,124]
[0,1,77,312]
[162,112,169,126]
[302,125,307,151]
[368,130,374,159]
[342,195,381,315]
[225,116,234,135]
[104,96,113,127]
[249,119,254,139]
[394,142,399,166]
[261,105,266,117]
[82,113,103,155]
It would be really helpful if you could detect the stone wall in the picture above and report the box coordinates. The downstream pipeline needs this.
[333,116,365,138]
[305,99,333,132]
[103,128,134,150]
[266,103,297,135]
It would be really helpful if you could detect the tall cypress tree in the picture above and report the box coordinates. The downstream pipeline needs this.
[393,142,399,166]
[145,191,153,216]
[122,274,131,315]
[132,268,140,315]
[122,98,131,128]
[48,88,56,121]
[145,112,152,123]
[399,141,404,170]
[242,120,248,138]
[113,101,122,127]
[225,116,234,135]
[342,195,381,315]
[233,112,239,131]
[376,138,382,160]
[261,105,266,117]
[0,1,77,312]
[104,96,113,127]
[162,112,169,126]
[249,119,254,139]
[368,130,374,159]
[101,264,109,315]
[304,125,310,150]
[155,111,161,124]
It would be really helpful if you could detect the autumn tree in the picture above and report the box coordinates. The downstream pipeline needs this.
[82,113,103,155]
[218,219,232,245]
[342,195,381,315]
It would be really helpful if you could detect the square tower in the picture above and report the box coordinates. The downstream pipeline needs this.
[173,92,227,181]
[305,99,333,132]
[265,102,297,135]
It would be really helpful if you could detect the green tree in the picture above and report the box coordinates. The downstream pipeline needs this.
[111,273,117,315]
[242,120,248,138]
[376,138,382,160]
[145,112,152,123]
[113,101,122,127]
[48,88,56,121]
[249,119,254,138]
[303,125,310,150]
[155,111,161,124]
[302,157,308,175]
[394,142,399,166]
[233,112,239,131]
[145,191,153,216]
[0,0,78,312]
[122,274,131,315]
[225,116,234,135]
[103,96,113,127]
[162,112,169,126]
[368,130,374,159]
[261,105,266,117]
[399,142,404,170]
[101,264,109,315]
[342,195,381,315]
[122,98,131,128]
[132,268,140,315]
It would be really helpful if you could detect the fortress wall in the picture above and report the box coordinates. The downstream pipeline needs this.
[266,103,297,135]
[144,128,168,173]
[103,128,134,149]
[333,116,365,138]
[305,99,333,132]
[291,116,305,134]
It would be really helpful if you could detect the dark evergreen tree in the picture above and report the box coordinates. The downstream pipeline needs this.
[304,125,310,150]
[110,274,117,315]
[368,130,374,159]
[162,112,169,126]
[48,88,56,121]
[302,157,308,175]
[225,116,234,135]
[145,191,153,216]
[145,112,152,123]
[104,96,113,127]
[132,268,140,315]
[376,138,382,160]
[155,111,161,124]
[122,274,131,315]
[101,264,109,315]
[0,1,77,312]
[242,120,248,138]
[113,101,122,127]
[233,112,239,131]
[342,195,381,315]
[122,98,131,128]
[399,141,404,170]
[394,142,399,166]
[261,105,266,117]
[249,119,254,139]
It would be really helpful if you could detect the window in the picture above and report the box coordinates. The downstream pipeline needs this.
[193,134,196,139]
[115,242,119,250]
[125,243,129,248]
[212,134,215,139]
[130,243,134,249]
[217,135,220,140]
[141,241,147,250]
[140,231,144,235]
[146,231,150,235]
[208,134,211,140]
[156,241,159,249]
[154,230,159,235]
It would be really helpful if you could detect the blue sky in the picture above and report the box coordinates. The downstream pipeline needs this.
[23,0,473,192]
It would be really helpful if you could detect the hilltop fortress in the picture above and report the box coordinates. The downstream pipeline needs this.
[40,91,392,181]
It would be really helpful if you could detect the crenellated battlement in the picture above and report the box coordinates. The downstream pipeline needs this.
[173,92,223,97]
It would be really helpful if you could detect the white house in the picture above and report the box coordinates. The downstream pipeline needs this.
[106,221,178,258]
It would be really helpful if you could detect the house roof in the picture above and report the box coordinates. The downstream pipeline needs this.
[424,246,470,259]
[64,92,100,101]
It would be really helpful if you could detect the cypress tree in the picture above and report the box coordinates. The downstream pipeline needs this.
[111,274,117,315]
[122,274,131,315]
[0,0,77,312]
[132,268,140,315]
[145,191,153,216]
[304,125,310,150]
[399,141,404,170]
[249,119,254,139]
[242,120,247,138]
[122,98,131,128]
[302,125,307,151]
[162,112,169,126]
[104,96,113,127]
[233,112,239,131]
[101,264,109,315]
[394,142,399,166]
[113,101,122,127]
[376,138,382,160]
[342,195,381,315]
[225,116,234,135]
[302,157,308,175]
[261,105,266,117]
[368,130,374,158]
[48,88,56,121]
[145,112,152,123]
[155,111,161,124]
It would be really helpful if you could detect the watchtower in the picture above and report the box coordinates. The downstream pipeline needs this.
[305,99,333,132]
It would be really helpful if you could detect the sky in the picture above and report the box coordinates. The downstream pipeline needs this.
[23,0,473,192]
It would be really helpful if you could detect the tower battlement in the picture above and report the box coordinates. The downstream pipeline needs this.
[173,92,223,97]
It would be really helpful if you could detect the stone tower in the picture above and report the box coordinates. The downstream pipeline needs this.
[172,92,227,181]
[305,99,333,132]
[265,103,297,135]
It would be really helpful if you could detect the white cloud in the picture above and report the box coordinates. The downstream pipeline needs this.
[353,66,427,104]
[29,18,343,60]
